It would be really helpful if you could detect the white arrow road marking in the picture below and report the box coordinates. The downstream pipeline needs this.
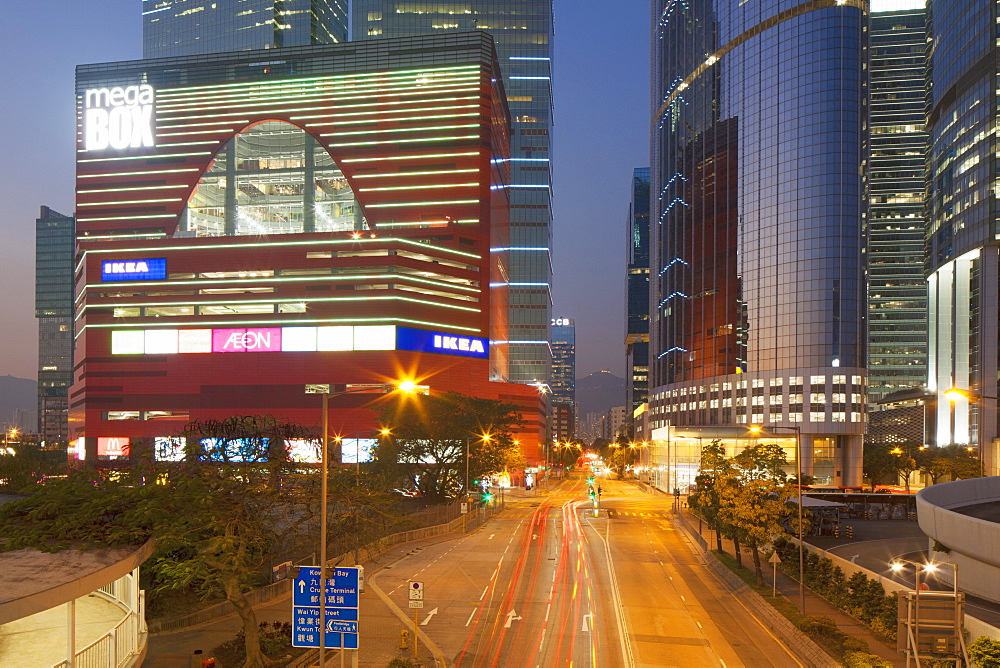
[582,613,593,632]
[533,533,538,539]
[504,609,522,628]
[488,534,495,540]
[420,608,438,625]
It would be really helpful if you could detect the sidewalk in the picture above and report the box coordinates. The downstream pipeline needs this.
[677,506,905,667]
[144,519,498,667]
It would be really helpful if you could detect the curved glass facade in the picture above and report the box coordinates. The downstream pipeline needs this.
[647,0,866,485]
[926,0,1000,473]
[185,121,364,237]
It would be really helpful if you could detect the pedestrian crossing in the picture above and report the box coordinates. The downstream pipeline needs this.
[606,510,673,519]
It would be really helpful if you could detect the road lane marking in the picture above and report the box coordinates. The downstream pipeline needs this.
[545,602,551,622]
[465,608,477,627]
[697,621,703,629]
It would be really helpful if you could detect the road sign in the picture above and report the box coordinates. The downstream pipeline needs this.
[768,552,782,564]
[409,600,424,609]
[409,581,424,600]
[292,566,360,649]
[461,502,468,514]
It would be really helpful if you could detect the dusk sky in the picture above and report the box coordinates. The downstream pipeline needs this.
[0,0,649,381]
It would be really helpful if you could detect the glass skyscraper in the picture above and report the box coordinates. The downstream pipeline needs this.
[35,207,75,446]
[352,1,554,385]
[926,0,1000,473]
[143,0,348,58]
[868,1,928,403]
[647,0,867,486]
[626,168,650,421]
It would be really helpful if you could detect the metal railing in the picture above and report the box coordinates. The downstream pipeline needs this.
[51,570,143,668]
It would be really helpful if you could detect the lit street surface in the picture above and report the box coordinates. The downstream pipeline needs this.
[374,474,802,667]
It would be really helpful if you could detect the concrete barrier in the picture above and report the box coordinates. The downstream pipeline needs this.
[917,477,1000,603]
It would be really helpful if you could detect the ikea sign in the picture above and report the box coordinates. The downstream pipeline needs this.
[396,327,489,359]
[101,258,167,282]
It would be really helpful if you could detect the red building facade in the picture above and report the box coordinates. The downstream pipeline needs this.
[71,33,544,464]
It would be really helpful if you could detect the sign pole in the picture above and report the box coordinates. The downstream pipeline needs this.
[413,608,419,662]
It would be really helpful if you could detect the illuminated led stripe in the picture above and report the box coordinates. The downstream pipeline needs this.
[154,79,483,109]
[509,57,551,61]
[376,219,479,226]
[78,152,211,163]
[156,129,235,137]
[77,214,176,222]
[330,112,479,127]
[78,168,201,178]
[157,120,249,129]
[323,103,480,121]
[78,233,167,240]
[79,185,190,194]
[291,96,481,119]
[85,295,478,316]
[86,273,480,293]
[491,247,550,252]
[156,85,483,114]
[321,123,479,138]
[358,183,478,192]
[366,199,479,208]
[353,169,477,180]
[79,237,480,258]
[77,317,480,337]
[155,65,482,96]
[340,151,480,163]
[328,135,480,148]
[78,198,181,207]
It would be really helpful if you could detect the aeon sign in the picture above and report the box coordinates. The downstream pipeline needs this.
[84,85,155,151]
[212,328,282,353]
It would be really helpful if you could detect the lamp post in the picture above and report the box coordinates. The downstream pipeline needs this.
[304,381,414,668]
[464,433,491,528]
[334,427,393,565]
[750,424,805,615]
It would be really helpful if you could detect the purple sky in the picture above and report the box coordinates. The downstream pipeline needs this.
[0,0,649,381]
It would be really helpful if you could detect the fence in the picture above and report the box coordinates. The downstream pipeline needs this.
[51,569,144,668]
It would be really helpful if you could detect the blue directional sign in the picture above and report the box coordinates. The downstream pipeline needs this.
[292,566,360,649]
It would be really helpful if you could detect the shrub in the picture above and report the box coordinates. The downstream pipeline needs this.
[211,621,294,666]
[844,650,893,667]
[969,636,1000,668]
[388,659,416,668]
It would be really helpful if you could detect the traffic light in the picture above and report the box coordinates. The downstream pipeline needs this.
[483,492,495,503]
[587,476,595,485]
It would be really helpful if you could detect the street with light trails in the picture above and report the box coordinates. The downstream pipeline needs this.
[374,473,803,667]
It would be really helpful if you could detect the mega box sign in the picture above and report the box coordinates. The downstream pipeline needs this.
[101,258,167,281]
[84,84,156,151]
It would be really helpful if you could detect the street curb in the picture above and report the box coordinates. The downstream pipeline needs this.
[674,513,839,668]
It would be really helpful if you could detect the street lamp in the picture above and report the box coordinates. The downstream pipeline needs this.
[750,423,805,615]
[944,387,998,464]
[304,380,415,668]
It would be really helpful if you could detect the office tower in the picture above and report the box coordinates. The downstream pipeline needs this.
[626,168,651,422]
[353,2,555,385]
[35,207,75,446]
[868,2,928,403]
[648,0,867,487]
[71,33,545,464]
[143,0,348,58]
[549,317,575,441]
[926,0,1000,472]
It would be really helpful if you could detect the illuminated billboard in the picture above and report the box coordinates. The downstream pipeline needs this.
[110,325,488,359]
[154,437,185,462]
[340,438,376,464]
[97,437,130,459]
[101,258,167,282]
[395,326,489,359]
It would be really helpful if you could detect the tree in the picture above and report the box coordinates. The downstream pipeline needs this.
[0,415,392,668]
[0,445,66,492]
[716,443,794,585]
[863,445,900,491]
[689,440,729,554]
[374,392,523,502]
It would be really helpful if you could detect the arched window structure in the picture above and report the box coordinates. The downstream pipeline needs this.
[182,121,365,237]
